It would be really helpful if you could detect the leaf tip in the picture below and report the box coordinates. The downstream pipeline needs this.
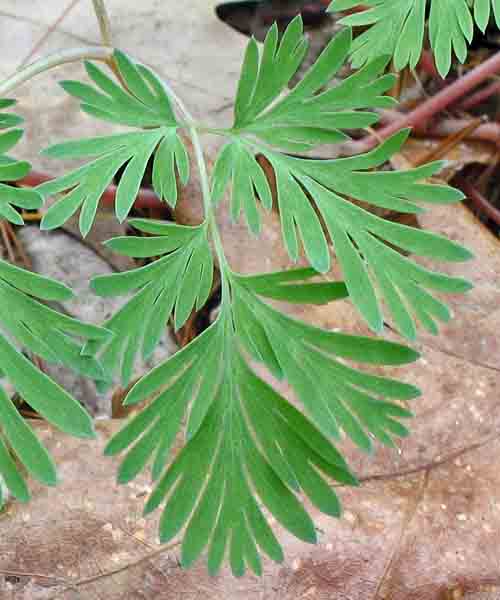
[39,216,52,231]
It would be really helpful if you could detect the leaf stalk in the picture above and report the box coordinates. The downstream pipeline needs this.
[0,47,113,97]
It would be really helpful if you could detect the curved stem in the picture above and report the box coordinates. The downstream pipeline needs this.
[0,47,114,97]
[163,83,230,285]
[189,126,228,266]
[92,0,113,47]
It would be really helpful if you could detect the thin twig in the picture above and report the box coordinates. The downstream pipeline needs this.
[458,79,500,111]
[455,175,500,227]
[373,471,430,600]
[3,220,32,268]
[2,541,181,600]
[74,542,180,587]
[372,109,500,147]
[425,117,500,146]
[0,222,15,262]
[92,0,113,47]
[0,569,68,586]
[18,0,82,68]
[412,117,485,166]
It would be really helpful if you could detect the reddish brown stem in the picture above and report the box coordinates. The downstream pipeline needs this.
[458,80,500,111]
[455,175,500,226]
[411,117,484,166]
[380,108,500,144]
[19,170,164,210]
[422,117,500,146]
[344,49,500,155]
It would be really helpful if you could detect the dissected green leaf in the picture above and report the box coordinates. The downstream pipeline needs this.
[25,14,475,578]
[0,103,112,502]
[232,21,395,146]
[37,52,189,235]
[236,267,349,304]
[0,253,110,502]
[86,222,213,390]
[215,24,472,336]
[105,277,419,575]
[0,101,42,225]
[329,0,500,77]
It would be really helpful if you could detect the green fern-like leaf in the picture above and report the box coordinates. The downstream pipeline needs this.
[36,51,189,236]
[0,105,111,503]
[215,22,472,338]
[41,17,474,575]
[329,0,500,77]
[105,279,418,576]
[85,219,213,390]
[0,101,42,224]
[0,256,112,500]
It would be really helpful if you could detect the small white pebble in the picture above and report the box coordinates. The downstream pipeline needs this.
[457,513,467,521]
[292,558,302,571]
[326,543,333,551]
[111,552,130,564]
[343,511,356,524]
[441,504,447,510]
[111,528,124,542]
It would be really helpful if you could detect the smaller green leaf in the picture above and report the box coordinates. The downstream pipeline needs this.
[152,130,190,207]
[114,50,158,107]
[0,334,95,439]
[238,268,348,304]
[0,437,30,502]
[0,387,57,486]
[104,226,197,258]
[0,129,22,154]
[116,131,163,222]
[211,142,235,204]
[0,99,16,110]
[235,37,259,125]
[0,259,73,301]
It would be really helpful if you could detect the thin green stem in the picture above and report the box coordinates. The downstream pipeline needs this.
[196,126,232,137]
[162,83,231,290]
[92,0,113,47]
[0,47,113,97]
[189,125,229,269]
